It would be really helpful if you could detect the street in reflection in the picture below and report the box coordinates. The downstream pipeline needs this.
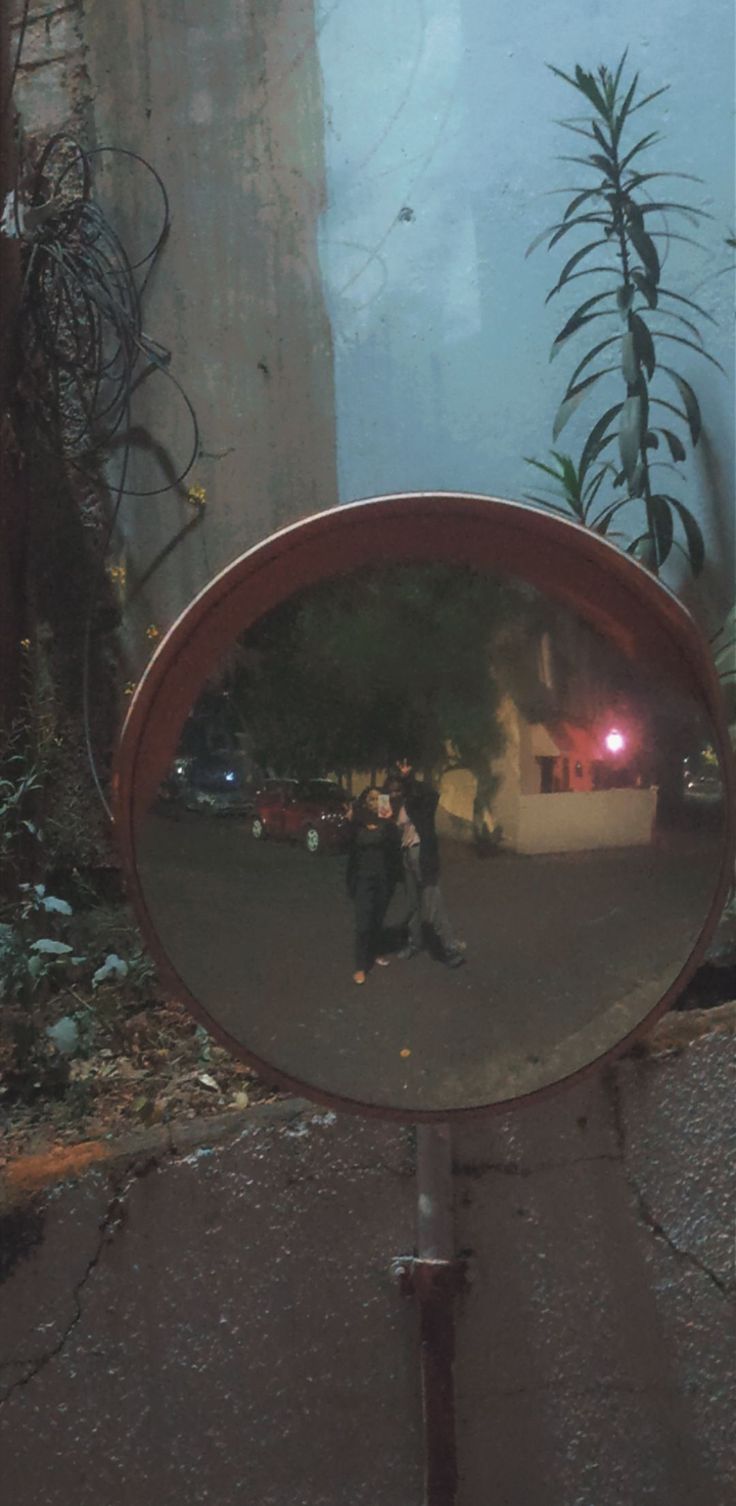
[136,563,726,1111]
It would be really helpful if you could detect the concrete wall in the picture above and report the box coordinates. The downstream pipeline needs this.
[1,1014,734,1505]
[438,759,658,852]
[516,786,658,853]
[81,0,340,679]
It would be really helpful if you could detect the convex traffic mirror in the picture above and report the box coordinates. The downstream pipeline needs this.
[115,495,734,1119]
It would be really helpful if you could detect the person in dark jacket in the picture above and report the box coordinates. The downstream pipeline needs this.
[387,759,465,967]
[346,788,401,985]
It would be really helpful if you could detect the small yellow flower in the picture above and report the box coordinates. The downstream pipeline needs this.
[146,624,160,641]
[123,681,137,697]
[107,563,127,585]
[187,484,207,509]
[20,638,31,650]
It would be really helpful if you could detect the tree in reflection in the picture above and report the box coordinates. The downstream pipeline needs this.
[230,565,529,787]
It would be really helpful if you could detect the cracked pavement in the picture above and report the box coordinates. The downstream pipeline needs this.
[0,1033,734,1506]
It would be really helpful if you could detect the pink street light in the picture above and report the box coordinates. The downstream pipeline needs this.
[604,728,626,754]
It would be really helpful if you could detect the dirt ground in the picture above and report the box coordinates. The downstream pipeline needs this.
[0,895,284,1167]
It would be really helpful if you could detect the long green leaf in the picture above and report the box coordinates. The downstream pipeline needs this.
[628,85,671,115]
[657,429,687,462]
[651,332,724,372]
[557,239,612,287]
[660,369,701,444]
[548,214,610,250]
[657,494,705,573]
[525,456,567,483]
[649,494,675,566]
[563,187,608,219]
[627,219,661,282]
[591,496,635,531]
[638,201,710,225]
[612,71,639,145]
[556,155,615,177]
[582,463,616,510]
[579,403,624,478]
[630,270,658,308]
[547,64,580,90]
[646,231,708,253]
[625,169,704,189]
[573,65,610,117]
[545,267,618,304]
[650,396,694,431]
[553,289,617,331]
[628,535,659,569]
[617,284,636,316]
[651,307,705,344]
[619,394,645,481]
[556,121,598,140]
[658,287,717,326]
[619,131,662,172]
[557,452,584,506]
[631,314,655,379]
[566,335,621,388]
[553,368,614,439]
[621,331,639,385]
[526,216,608,257]
[611,50,630,97]
[551,310,615,357]
[591,121,615,158]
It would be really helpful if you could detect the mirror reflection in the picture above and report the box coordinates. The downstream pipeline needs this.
[135,563,727,1111]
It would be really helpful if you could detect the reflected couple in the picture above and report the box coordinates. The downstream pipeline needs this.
[348,760,465,986]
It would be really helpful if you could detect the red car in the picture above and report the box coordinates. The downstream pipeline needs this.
[249,779,352,854]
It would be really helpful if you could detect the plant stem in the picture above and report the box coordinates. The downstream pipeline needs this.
[606,103,654,550]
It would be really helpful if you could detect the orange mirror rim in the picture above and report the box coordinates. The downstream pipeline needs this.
[113,493,736,1121]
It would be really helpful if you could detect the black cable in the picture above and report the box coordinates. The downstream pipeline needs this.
[12,132,200,819]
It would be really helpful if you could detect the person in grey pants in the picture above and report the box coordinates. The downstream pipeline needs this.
[387,762,465,968]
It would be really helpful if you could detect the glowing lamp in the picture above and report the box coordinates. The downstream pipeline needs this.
[605,729,625,754]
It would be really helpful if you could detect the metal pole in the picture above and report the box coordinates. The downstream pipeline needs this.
[416,1122,454,1261]
[394,1124,464,1506]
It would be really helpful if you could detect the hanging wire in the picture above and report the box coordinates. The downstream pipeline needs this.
[12,130,200,819]
[16,134,198,490]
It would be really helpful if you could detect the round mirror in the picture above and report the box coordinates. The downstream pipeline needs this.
[115,495,733,1119]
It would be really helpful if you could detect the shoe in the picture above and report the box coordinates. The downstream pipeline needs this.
[444,948,466,968]
[375,956,390,967]
[397,945,420,960]
[353,970,366,985]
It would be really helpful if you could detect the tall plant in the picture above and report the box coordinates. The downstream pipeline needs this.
[526,54,722,573]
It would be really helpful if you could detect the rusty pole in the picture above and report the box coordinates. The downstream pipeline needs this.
[395,1124,464,1505]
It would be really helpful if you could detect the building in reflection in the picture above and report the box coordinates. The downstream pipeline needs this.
[165,564,715,856]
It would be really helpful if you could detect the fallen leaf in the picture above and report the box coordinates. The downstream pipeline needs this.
[231,1090,250,1110]
[197,1073,219,1091]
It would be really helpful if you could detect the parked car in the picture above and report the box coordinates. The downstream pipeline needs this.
[179,755,259,815]
[682,749,723,804]
[250,779,351,853]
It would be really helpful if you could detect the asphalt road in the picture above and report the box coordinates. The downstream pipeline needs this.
[136,811,725,1113]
